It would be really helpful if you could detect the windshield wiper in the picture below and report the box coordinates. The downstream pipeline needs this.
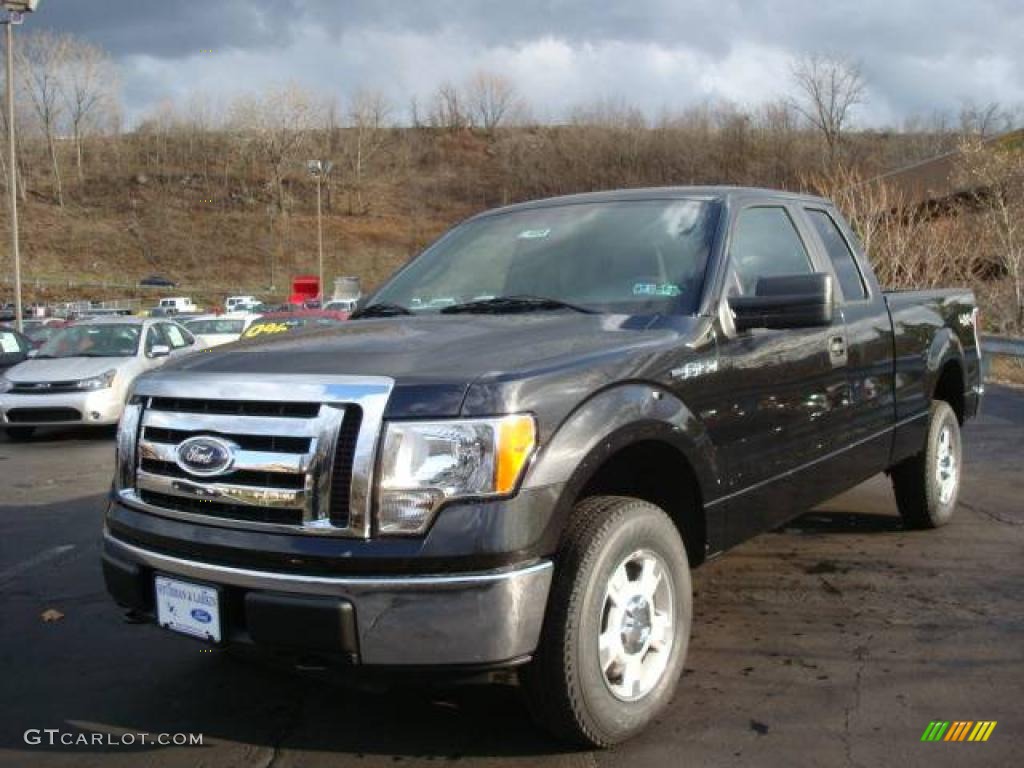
[350,302,413,319]
[440,295,597,315]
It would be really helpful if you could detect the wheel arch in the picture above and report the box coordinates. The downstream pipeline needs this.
[926,329,967,423]
[524,383,718,565]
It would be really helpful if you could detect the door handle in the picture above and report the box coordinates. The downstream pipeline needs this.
[828,334,847,362]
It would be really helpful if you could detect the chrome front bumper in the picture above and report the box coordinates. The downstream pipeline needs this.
[103,531,553,666]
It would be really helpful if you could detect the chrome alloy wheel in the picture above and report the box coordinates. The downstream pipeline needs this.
[935,424,958,505]
[598,549,675,702]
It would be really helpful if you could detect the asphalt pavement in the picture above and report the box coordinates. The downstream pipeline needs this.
[1,387,1021,767]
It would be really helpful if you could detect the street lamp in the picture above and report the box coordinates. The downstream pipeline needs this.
[307,159,332,305]
[3,0,41,333]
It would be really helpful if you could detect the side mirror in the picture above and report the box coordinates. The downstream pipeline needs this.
[149,344,171,358]
[729,273,834,331]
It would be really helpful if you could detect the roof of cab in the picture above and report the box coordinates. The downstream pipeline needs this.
[471,185,831,220]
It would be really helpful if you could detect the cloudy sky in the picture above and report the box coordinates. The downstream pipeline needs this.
[32,0,1024,127]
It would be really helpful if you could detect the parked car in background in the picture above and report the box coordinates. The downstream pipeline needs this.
[158,297,198,314]
[0,327,31,371]
[183,313,259,348]
[239,309,348,340]
[324,298,359,313]
[139,275,177,287]
[225,295,260,313]
[0,317,198,440]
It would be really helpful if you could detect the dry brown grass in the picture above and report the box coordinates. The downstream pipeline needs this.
[988,356,1024,388]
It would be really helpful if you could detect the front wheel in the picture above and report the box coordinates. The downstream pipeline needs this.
[521,495,692,747]
[891,400,962,529]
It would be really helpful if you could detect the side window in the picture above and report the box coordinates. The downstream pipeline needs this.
[164,323,192,348]
[727,207,813,296]
[145,325,168,355]
[806,209,868,301]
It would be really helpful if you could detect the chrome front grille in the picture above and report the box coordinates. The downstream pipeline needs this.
[115,373,394,538]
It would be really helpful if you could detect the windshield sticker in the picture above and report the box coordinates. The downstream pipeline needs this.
[517,228,551,240]
[633,283,682,297]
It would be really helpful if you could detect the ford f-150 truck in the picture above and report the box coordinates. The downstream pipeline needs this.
[102,187,982,746]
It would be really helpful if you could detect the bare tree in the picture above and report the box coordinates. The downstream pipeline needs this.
[430,82,469,131]
[230,84,321,212]
[60,36,119,183]
[343,89,390,214]
[790,52,866,166]
[958,100,1012,139]
[959,137,1024,331]
[465,71,517,133]
[18,30,69,206]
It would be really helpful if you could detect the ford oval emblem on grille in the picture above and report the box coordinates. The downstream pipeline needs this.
[175,436,236,477]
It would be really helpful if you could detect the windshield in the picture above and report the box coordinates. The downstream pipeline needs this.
[36,324,141,358]
[185,318,245,335]
[371,199,720,315]
[24,325,61,344]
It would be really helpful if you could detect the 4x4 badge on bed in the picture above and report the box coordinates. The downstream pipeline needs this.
[175,436,236,477]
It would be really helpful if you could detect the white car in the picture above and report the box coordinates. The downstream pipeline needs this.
[0,317,197,440]
[225,295,260,312]
[183,313,258,349]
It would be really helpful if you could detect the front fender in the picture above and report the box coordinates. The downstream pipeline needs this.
[524,382,720,503]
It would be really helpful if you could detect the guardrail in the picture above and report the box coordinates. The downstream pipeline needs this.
[981,335,1024,358]
[981,335,1022,383]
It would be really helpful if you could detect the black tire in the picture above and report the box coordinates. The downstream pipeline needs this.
[4,426,36,441]
[891,401,961,529]
[521,495,692,747]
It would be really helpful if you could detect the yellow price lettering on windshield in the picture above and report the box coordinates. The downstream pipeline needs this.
[244,322,290,338]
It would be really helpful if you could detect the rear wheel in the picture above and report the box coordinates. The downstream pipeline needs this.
[891,401,961,529]
[521,495,692,747]
[4,426,36,441]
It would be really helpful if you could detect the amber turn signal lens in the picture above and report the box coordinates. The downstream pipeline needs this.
[495,414,537,494]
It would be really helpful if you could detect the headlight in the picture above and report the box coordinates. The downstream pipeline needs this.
[0,375,10,394]
[377,414,536,535]
[76,369,117,391]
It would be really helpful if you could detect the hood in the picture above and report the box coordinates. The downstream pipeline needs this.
[3,356,130,382]
[159,313,704,417]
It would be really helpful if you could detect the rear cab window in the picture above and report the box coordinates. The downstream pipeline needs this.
[805,208,868,301]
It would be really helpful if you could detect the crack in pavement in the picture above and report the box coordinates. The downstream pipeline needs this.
[842,636,872,768]
[257,695,305,768]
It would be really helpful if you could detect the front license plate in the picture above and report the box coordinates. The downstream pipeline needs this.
[154,575,222,643]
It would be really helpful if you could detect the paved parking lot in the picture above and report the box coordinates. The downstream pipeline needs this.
[1,387,1021,767]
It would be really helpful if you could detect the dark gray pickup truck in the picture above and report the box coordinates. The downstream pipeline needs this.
[103,187,982,746]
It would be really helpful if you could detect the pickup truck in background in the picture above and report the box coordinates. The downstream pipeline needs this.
[102,187,982,746]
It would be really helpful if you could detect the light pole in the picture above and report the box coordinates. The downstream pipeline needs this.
[307,159,331,304]
[2,0,39,333]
